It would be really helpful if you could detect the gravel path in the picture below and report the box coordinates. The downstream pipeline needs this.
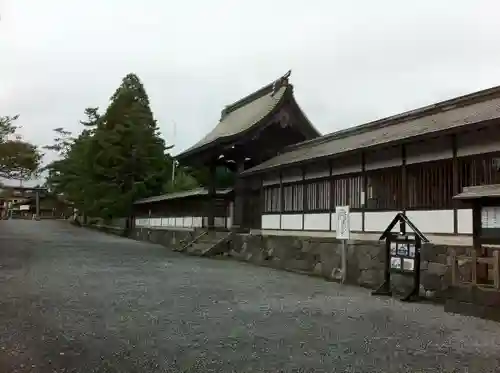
[1,220,500,372]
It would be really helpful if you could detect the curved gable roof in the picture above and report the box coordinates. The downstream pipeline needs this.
[176,71,320,161]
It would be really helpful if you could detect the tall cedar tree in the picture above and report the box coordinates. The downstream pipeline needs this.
[88,73,169,219]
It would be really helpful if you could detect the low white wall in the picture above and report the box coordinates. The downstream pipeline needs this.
[261,210,468,235]
[134,216,228,229]
[457,209,473,234]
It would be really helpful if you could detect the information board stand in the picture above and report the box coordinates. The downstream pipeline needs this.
[335,205,350,284]
[372,213,429,302]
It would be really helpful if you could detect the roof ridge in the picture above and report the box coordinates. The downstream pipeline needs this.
[220,70,292,119]
[282,83,500,154]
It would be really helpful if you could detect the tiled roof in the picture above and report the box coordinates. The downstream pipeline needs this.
[453,185,500,200]
[176,71,298,160]
[134,188,233,205]
[243,85,500,175]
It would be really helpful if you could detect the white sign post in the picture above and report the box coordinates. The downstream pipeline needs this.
[336,205,350,284]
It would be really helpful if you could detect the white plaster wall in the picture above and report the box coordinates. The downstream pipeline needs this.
[281,214,303,230]
[183,216,193,228]
[330,212,363,232]
[135,218,148,227]
[406,137,453,164]
[406,210,454,234]
[350,212,363,231]
[458,209,473,234]
[457,126,500,157]
[364,211,401,232]
[193,217,203,228]
[365,147,402,171]
[262,214,280,229]
[303,213,329,230]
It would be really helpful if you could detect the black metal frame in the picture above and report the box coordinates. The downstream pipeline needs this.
[372,212,429,302]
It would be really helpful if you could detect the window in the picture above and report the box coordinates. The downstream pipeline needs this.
[366,168,402,210]
[283,183,303,212]
[305,179,330,211]
[407,159,453,209]
[458,153,500,189]
[263,185,280,213]
[332,175,363,208]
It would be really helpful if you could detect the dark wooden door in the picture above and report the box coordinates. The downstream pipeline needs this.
[242,189,261,229]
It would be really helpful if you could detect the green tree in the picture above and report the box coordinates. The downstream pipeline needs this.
[0,115,42,180]
[43,109,98,216]
[84,73,171,220]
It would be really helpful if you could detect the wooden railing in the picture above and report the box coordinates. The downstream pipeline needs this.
[451,250,500,289]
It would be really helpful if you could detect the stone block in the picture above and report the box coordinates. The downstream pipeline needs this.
[427,262,448,276]
[286,259,312,272]
[313,262,322,275]
[421,272,442,291]
[330,267,343,281]
[358,269,382,287]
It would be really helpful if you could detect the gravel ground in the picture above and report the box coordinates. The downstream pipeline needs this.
[1,220,500,372]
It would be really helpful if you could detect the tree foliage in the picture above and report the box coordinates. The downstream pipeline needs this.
[0,115,43,180]
[44,73,237,221]
[45,74,173,220]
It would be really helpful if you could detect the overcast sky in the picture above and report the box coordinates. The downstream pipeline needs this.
[1,1,500,185]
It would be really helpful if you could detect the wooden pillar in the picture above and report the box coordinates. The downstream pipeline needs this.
[401,145,407,214]
[452,134,458,234]
[472,201,487,282]
[328,161,333,231]
[207,162,216,230]
[279,171,283,230]
[232,161,246,231]
[301,167,306,230]
[361,152,366,231]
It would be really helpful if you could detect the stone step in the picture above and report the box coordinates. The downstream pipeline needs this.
[187,242,215,255]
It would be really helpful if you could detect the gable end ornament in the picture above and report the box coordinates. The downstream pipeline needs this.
[271,70,292,96]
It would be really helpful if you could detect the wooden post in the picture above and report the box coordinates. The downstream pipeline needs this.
[401,145,407,214]
[207,163,216,230]
[451,135,458,234]
[494,250,500,289]
[451,250,457,286]
[231,161,246,231]
[471,249,477,286]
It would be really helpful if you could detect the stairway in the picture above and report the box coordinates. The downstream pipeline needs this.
[177,230,232,257]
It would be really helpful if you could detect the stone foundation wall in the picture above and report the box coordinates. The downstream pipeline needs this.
[230,234,466,300]
[125,227,467,301]
[130,227,199,249]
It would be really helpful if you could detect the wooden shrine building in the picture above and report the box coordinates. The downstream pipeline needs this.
[134,71,500,243]
[174,70,321,231]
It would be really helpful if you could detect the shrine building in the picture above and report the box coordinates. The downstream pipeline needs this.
[133,70,500,245]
